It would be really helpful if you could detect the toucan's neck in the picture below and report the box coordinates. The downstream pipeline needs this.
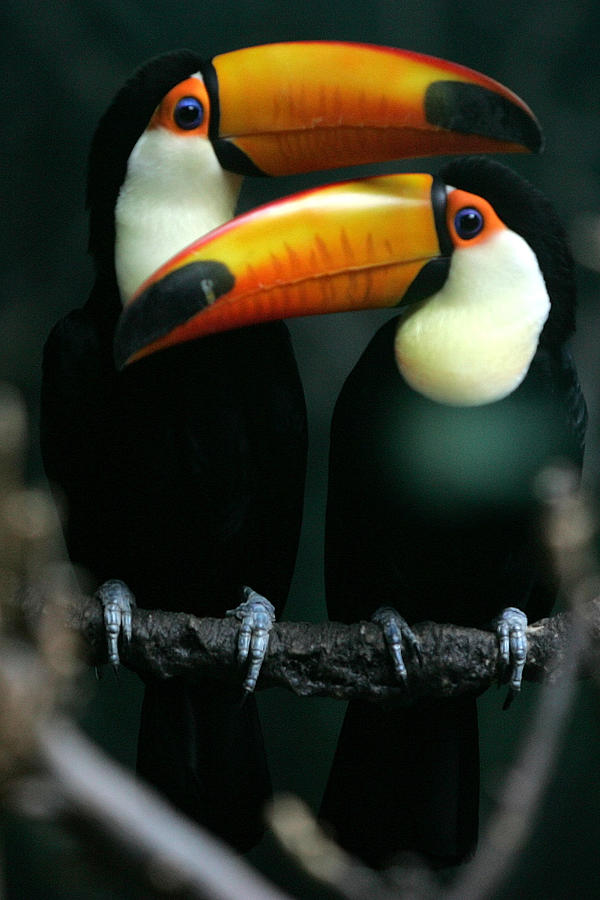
[114,128,243,304]
[394,230,551,407]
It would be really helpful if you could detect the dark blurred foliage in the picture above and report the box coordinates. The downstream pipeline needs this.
[3,1,600,896]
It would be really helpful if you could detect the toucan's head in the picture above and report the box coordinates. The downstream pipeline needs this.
[438,157,576,349]
[86,42,541,303]
[389,157,576,405]
[115,157,575,409]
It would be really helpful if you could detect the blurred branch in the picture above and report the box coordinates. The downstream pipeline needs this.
[445,464,597,900]
[267,794,418,900]
[0,384,292,900]
[37,720,291,900]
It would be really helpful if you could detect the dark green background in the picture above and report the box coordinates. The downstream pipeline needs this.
[4,0,600,896]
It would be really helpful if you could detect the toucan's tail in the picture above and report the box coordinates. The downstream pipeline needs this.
[136,677,271,851]
[319,695,480,868]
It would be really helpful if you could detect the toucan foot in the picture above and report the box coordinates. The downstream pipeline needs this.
[94,579,135,670]
[493,606,528,707]
[371,606,422,684]
[226,587,275,693]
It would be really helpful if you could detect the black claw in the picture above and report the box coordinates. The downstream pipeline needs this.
[502,687,517,711]
[235,689,251,710]
[411,637,424,667]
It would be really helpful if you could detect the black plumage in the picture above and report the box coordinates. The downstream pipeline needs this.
[320,158,586,867]
[41,52,307,849]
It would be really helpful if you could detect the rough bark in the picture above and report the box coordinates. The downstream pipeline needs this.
[64,592,600,703]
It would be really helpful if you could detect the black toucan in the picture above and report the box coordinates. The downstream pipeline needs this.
[318,158,587,866]
[128,158,585,864]
[41,41,542,850]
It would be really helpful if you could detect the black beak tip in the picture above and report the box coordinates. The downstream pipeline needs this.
[425,81,543,154]
[113,260,236,370]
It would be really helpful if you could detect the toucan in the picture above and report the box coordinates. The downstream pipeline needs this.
[318,158,587,867]
[122,156,585,863]
[41,41,542,850]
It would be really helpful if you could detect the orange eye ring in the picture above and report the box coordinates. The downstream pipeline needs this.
[149,76,211,138]
[446,189,505,248]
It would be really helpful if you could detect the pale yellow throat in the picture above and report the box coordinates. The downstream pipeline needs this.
[394,230,551,406]
[114,126,242,304]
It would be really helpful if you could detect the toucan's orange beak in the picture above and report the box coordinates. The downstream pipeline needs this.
[114,173,460,368]
[114,41,543,368]
[210,41,542,175]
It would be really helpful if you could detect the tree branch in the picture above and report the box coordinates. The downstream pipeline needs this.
[62,590,600,703]
[36,718,293,900]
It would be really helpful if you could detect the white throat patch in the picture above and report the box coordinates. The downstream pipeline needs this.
[114,127,242,304]
[394,228,551,406]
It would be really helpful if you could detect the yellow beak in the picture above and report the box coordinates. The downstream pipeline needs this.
[210,41,542,175]
[114,173,453,367]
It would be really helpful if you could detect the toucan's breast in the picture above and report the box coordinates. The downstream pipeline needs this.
[393,230,551,406]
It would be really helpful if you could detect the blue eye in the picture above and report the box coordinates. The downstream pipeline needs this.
[174,96,205,130]
[454,207,484,240]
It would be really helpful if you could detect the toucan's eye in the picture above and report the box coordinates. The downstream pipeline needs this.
[454,207,484,240]
[174,96,205,130]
